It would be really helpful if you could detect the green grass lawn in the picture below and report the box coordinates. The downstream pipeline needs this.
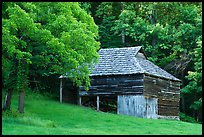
[2,92,202,135]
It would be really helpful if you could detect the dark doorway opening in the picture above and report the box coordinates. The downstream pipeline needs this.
[80,95,117,114]
[62,78,79,104]
[100,95,117,114]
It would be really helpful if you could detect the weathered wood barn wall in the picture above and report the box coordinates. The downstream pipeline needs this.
[143,74,180,116]
[79,74,144,96]
[60,46,181,120]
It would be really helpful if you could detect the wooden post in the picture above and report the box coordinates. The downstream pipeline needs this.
[117,95,119,114]
[60,78,63,103]
[146,98,148,118]
[97,96,99,111]
[3,89,12,111]
[79,96,82,106]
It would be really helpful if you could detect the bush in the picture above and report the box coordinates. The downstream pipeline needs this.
[2,109,20,118]
[179,112,197,123]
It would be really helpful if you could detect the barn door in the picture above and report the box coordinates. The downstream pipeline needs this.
[117,95,158,119]
[146,97,158,119]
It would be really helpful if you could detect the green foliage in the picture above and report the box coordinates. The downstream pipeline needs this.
[2,56,14,89]
[2,2,100,94]
[190,98,202,111]
[79,2,92,15]
[181,36,202,117]
[2,109,20,118]
[179,112,197,123]
[95,2,123,48]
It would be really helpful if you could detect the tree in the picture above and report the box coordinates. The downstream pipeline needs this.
[181,36,202,122]
[2,2,100,113]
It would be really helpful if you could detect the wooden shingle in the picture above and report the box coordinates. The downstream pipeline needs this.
[90,46,180,81]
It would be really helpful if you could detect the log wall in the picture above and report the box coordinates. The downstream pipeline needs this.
[78,73,180,117]
[79,74,144,96]
[143,74,180,116]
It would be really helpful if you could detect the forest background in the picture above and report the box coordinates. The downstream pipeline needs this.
[2,2,202,123]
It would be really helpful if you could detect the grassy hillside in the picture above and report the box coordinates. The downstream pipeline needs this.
[2,92,202,135]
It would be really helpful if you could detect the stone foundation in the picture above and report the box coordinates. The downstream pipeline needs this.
[158,115,180,120]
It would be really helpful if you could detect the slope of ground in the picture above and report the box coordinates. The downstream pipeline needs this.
[2,92,202,135]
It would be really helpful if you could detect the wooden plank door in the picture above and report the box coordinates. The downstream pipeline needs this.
[117,95,158,119]
[117,95,146,118]
[146,98,158,119]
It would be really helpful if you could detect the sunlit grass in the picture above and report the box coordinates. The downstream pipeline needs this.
[2,91,202,135]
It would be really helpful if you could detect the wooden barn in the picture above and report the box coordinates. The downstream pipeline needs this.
[60,46,181,120]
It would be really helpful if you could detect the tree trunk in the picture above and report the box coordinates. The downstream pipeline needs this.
[122,30,125,45]
[193,94,198,121]
[150,9,157,47]
[181,71,185,113]
[181,95,185,113]
[18,91,25,113]
[17,59,28,114]
[2,89,12,111]
[121,2,125,45]
[151,35,156,47]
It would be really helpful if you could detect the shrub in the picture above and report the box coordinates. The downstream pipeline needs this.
[2,109,20,118]
[179,112,197,123]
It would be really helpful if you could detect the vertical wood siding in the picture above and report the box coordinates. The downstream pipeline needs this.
[117,95,158,119]
[146,97,158,119]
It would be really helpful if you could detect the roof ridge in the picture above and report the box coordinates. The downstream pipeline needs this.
[99,46,142,51]
[132,56,145,73]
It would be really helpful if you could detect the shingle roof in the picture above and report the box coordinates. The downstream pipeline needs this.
[89,46,180,81]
